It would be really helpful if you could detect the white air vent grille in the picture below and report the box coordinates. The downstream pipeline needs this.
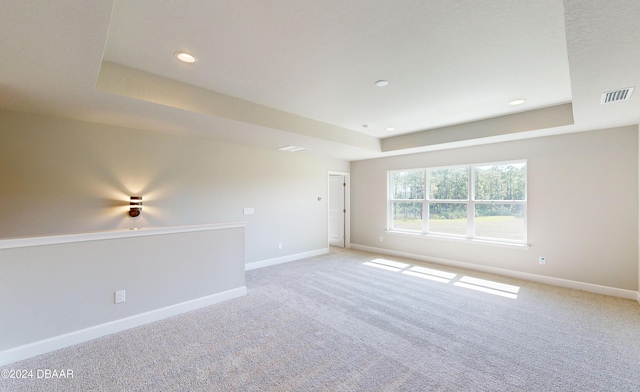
[601,87,634,104]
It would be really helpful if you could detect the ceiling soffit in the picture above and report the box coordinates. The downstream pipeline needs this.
[102,0,572,140]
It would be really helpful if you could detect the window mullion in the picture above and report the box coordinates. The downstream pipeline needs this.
[423,169,429,234]
[467,165,474,239]
[388,171,394,231]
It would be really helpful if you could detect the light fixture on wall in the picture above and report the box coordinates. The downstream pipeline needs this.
[129,196,142,217]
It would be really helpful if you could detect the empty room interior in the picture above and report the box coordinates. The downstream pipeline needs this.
[1,0,640,390]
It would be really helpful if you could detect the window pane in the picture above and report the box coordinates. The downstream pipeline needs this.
[392,201,423,231]
[474,163,526,200]
[391,170,425,199]
[474,204,525,240]
[429,203,467,235]
[429,167,468,200]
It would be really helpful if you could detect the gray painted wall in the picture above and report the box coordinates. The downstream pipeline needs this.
[0,109,349,264]
[0,227,245,352]
[351,126,639,291]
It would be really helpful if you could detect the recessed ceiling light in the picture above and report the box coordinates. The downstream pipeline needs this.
[509,99,526,106]
[375,80,389,87]
[175,51,197,64]
[386,127,396,132]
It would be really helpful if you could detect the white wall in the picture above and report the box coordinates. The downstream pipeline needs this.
[0,109,349,264]
[351,126,639,291]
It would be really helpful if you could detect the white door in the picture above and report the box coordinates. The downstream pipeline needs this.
[328,175,345,247]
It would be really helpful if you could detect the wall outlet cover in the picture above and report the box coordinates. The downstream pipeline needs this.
[115,290,126,304]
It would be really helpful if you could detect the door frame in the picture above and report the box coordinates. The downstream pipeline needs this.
[328,171,351,248]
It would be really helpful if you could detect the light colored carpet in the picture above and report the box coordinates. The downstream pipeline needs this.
[3,248,640,391]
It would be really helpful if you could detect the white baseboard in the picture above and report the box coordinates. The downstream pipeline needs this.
[637,291,640,304]
[0,286,247,366]
[352,244,638,301]
[245,248,329,271]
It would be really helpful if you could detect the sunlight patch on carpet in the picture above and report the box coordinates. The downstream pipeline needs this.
[363,257,519,299]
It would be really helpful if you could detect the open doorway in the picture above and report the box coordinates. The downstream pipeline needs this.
[328,171,350,248]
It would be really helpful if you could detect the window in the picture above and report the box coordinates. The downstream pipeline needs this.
[388,161,526,244]
[428,166,469,236]
[390,170,424,231]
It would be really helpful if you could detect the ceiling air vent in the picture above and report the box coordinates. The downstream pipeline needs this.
[601,87,634,104]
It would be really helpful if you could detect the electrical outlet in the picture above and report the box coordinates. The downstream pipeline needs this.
[379,236,384,242]
[538,257,546,265]
[115,290,126,304]
[278,242,283,250]
[243,207,255,215]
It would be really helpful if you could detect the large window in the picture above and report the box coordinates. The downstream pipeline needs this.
[389,161,526,244]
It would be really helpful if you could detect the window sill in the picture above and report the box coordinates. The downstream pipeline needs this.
[385,230,530,250]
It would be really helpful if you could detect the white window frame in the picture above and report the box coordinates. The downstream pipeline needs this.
[388,160,527,246]
[387,169,426,234]
[425,164,470,238]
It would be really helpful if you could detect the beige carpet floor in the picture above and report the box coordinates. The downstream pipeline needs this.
[3,248,640,391]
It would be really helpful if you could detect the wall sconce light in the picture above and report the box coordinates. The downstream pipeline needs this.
[129,196,142,217]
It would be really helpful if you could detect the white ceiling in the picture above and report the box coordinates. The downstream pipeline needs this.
[1,0,639,160]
